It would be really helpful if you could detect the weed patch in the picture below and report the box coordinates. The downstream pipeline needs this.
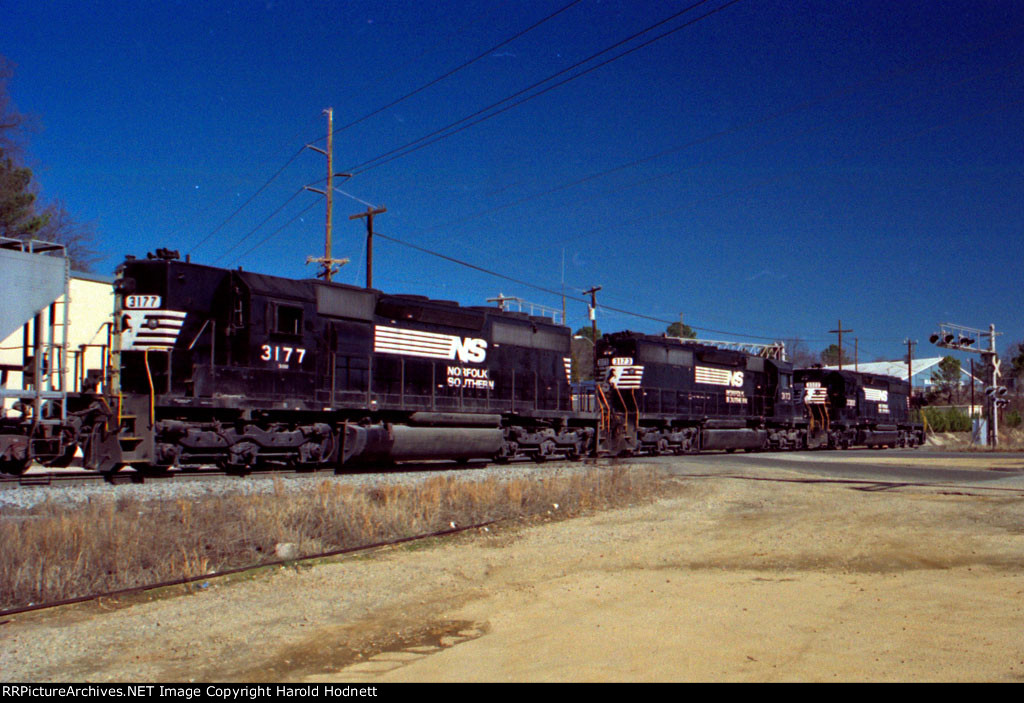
[0,466,668,611]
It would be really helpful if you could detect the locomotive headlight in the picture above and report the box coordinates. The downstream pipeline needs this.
[114,277,137,294]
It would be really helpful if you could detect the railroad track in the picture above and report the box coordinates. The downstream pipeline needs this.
[0,456,593,490]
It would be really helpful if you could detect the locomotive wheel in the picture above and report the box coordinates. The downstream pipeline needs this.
[564,441,583,461]
[0,456,31,476]
[47,443,78,468]
[531,439,556,463]
[494,442,515,464]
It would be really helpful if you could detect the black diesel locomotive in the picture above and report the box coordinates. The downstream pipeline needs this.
[593,331,803,455]
[795,368,923,449]
[592,331,924,456]
[107,249,590,472]
[1,248,923,474]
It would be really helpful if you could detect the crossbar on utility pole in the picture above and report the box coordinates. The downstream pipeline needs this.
[829,320,853,371]
[350,206,387,289]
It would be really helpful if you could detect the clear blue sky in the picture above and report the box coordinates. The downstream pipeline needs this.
[4,0,1023,364]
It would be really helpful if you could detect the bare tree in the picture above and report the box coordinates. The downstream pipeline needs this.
[0,57,30,159]
[783,337,818,367]
[1,55,99,271]
[35,200,100,271]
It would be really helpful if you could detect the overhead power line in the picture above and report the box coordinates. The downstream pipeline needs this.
[372,230,788,341]
[212,187,306,264]
[188,2,582,259]
[345,0,742,174]
[414,27,1024,235]
[321,0,585,140]
[234,197,323,265]
[189,146,307,257]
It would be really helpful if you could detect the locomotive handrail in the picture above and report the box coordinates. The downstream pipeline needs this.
[595,383,611,433]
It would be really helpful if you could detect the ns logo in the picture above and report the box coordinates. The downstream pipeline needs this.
[374,325,487,363]
[452,337,487,364]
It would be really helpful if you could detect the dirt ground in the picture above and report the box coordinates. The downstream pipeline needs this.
[4,459,1024,682]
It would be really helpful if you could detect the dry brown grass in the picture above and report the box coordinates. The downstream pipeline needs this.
[927,428,1024,452]
[0,466,669,611]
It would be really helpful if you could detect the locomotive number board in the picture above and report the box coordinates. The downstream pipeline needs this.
[125,295,162,309]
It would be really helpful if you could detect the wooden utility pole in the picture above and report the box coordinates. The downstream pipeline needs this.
[905,338,916,405]
[583,286,601,381]
[304,108,350,282]
[349,206,387,289]
[986,323,1000,446]
[829,320,853,370]
[583,285,602,456]
[970,358,975,418]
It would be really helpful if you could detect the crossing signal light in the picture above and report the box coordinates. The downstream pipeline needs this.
[929,333,939,344]
[959,336,975,346]
[943,334,955,344]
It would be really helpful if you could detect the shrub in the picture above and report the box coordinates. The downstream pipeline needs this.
[921,406,972,432]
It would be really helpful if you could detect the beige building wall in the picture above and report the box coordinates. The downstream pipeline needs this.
[1,273,113,411]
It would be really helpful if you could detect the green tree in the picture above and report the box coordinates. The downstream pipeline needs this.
[0,155,47,238]
[820,344,853,366]
[929,355,962,405]
[1008,341,1024,382]
[666,321,696,339]
[571,326,601,382]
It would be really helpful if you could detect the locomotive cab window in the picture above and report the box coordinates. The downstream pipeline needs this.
[271,303,303,336]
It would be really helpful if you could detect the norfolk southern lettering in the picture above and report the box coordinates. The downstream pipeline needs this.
[446,365,495,389]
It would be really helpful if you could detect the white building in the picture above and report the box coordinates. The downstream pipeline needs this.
[1,270,113,405]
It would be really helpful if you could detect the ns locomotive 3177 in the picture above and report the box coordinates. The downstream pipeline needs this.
[107,248,591,472]
[0,246,923,474]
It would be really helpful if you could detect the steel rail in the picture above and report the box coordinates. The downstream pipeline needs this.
[0,519,498,620]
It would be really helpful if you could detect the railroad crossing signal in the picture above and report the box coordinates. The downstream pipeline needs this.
[986,386,1009,407]
[931,322,1002,447]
